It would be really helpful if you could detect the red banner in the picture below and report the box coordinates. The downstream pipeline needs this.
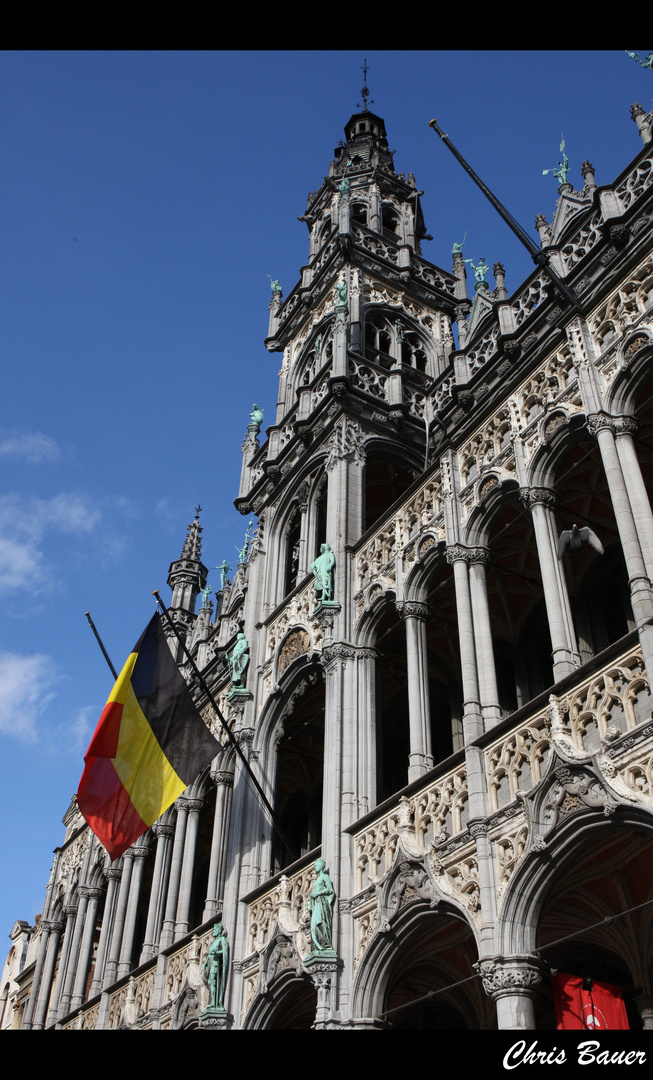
[552,972,629,1030]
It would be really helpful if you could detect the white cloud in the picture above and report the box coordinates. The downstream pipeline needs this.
[0,492,103,595]
[0,431,60,464]
[0,651,62,741]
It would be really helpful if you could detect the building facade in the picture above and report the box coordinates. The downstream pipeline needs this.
[12,98,653,1030]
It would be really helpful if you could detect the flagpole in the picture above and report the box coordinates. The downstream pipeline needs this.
[84,611,118,680]
[152,590,297,864]
[428,118,579,310]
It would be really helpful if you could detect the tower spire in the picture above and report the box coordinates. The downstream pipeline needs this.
[166,506,208,638]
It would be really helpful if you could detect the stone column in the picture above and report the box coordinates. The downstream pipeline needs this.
[159,798,189,949]
[140,822,174,963]
[467,548,502,727]
[70,886,102,1009]
[397,601,434,781]
[29,920,63,1030]
[117,843,150,977]
[103,854,135,987]
[588,413,653,676]
[478,956,543,1029]
[520,487,580,680]
[445,546,484,743]
[46,903,77,1024]
[56,897,88,1020]
[175,798,204,938]
[614,417,653,582]
[446,546,487,822]
[202,771,235,923]
[90,866,120,996]
[21,923,51,1028]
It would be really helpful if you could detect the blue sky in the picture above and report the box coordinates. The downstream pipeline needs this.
[1,49,651,946]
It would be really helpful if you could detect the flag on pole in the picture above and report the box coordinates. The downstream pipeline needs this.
[78,613,220,860]
[552,972,630,1030]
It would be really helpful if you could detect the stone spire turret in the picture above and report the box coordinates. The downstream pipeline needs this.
[166,506,208,636]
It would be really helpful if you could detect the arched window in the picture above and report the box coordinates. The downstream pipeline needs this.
[351,202,368,227]
[365,315,394,369]
[382,203,400,241]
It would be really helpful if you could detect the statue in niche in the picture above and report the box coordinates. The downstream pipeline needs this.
[306,859,335,953]
[201,920,229,1011]
[334,279,347,307]
[227,632,249,688]
[311,543,335,603]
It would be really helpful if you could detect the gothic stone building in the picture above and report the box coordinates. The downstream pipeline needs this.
[13,99,653,1031]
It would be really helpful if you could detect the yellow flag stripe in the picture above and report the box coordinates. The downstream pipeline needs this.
[111,657,187,825]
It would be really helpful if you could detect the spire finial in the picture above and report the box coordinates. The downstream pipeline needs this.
[357,59,374,112]
[181,509,203,561]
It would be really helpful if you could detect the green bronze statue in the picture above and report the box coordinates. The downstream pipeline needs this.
[311,543,335,603]
[464,257,490,285]
[227,632,249,688]
[215,561,231,590]
[201,920,229,1011]
[236,520,254,564]
[306,858,335,953]
[542,136,570,186]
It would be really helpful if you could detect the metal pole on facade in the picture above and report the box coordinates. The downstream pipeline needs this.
[428,118,579,309]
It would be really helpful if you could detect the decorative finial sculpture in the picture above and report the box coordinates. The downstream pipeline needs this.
[306,858,335,954]
[626,51,653,71]
[249,403,264,434]
[543,136,570,187]
[199,581,213,609]
[464,257,490,288]
[200,919,230,1013]
[227,632,249,689]
[267,275,282,295]
[311,543,335,603]
[215,561,232,590]
[236,520,255,564]
[357,58,374,112]
[452,232,467,255]
[557,524,604,560]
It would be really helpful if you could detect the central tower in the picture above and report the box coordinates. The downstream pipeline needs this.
[231,103,463,970]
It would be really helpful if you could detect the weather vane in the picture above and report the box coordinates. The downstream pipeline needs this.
[542,135,570,186]
[358,59,374,111]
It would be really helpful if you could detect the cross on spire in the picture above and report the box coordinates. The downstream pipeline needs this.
[358,59,374,111]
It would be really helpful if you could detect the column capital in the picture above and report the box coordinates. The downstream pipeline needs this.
[586,411,619,438]
[519,486,559,511]
[210,769,235,788]
[152,821,175,839]
[476,955,544,998]
[395,600,431,621]
[41,920,64,935]
[445,544,492,566]
[78,885,103,900]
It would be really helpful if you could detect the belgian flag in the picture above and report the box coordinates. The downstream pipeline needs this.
[78,613,220,860]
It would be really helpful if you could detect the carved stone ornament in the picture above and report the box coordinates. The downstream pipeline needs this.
[476,957,543,997]
[277,628,311,676]
[520,755,620,844]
